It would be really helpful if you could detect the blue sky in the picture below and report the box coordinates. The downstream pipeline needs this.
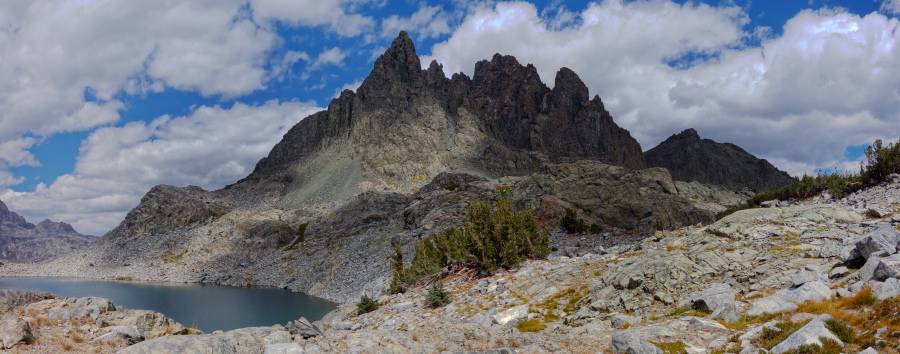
[1,0,898,235]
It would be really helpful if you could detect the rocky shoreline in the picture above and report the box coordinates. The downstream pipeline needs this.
[2,177,900,353]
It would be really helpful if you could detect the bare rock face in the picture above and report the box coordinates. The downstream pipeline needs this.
[644,128,792,192]
[252,31,646,205]
[0,199,96,262]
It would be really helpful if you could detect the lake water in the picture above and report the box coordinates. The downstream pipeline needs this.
[0,277,336,333]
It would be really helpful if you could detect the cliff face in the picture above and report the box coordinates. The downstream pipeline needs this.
[644,128,792,192]
[0,199,95,262]
[251,32,645,207]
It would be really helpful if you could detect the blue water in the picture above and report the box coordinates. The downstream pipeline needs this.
[0,277,336,333]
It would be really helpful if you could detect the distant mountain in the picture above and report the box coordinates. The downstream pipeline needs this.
[0,199,96,263]
[644,128,792,192]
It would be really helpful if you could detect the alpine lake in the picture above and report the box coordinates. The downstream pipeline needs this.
[0,277,336,333]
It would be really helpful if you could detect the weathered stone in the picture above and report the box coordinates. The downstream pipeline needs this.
[804,240,843,258]
[684,284,736,314]
[95,326,145,345]
[610,332,663,354]
[840,223,900,263]
[872,254,900,281]
[770,314,842,354]
[75,296,115,312]
[265,342,305,354]
[0,318,34,349]
[869,208,891,218]
[492,305,528,326]
[871,278,900,300]
[119,327,289,354]
[709,302,741,323]
[789,266,821,288]
[774,281,833,304]
[686,317,729,332]
[285,317,321,339]
[330,317,352,331]
[829,266,849,279]
[708,205,862,240]
[611,315,642,329]
[745,296,798,319]
[48,307,100,320]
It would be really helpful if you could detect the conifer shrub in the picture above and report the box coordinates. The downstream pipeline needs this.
[560,208,602,234]
[424,281,452,308]
[356,294,380,315]
[390,198,549,291]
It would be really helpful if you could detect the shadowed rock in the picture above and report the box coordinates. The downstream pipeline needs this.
[645,128,791,192]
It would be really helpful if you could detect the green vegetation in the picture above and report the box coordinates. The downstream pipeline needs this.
[560,208,602,234]
[825,319,855,343]
[718,139,900,219]
[424,281,453,308]
[283,222,310,251]
[782,337,842,354]
[356,294,380,315]
[390,198,549,291]
[516,318,546,332]
[668,307,691,316]
[758,321,809,350]
[650,341,687,354]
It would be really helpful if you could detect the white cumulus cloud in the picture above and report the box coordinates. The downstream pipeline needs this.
[424,0,900,176]
[1,100,323,235]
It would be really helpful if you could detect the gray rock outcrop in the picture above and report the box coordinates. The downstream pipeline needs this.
[119,327,288,354]
[745,296,798,319]
[0,318,34,349]
[840,223,900,264]
[769,314,842,354]
[610,332,663,354]
[708,204,862,240]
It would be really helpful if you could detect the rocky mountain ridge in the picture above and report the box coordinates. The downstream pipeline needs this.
[4,178,900,353]
[645,128,792,192]
[0,199,95,263]
[251,31,645,208]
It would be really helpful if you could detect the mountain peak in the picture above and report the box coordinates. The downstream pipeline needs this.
[645,129,791,191]
[356,31,423,100]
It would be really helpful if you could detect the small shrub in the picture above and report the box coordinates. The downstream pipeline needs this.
[284,222,309,250]
[824,319,855,343]
[561,208,589,233]
[356,294,380,315]
[847,287,877,307]
[388,245,406,294]
[424,282,452,308]
[668,307,690,316]
[516,319,546,332]
[783,337,842,354]
[758,321,808,350]
[650,341,687,354]
[391,198,549,288]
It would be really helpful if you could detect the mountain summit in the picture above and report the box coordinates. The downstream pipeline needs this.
[0,199,95,262]
[251,31,645,206]
[644,128,792,191]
